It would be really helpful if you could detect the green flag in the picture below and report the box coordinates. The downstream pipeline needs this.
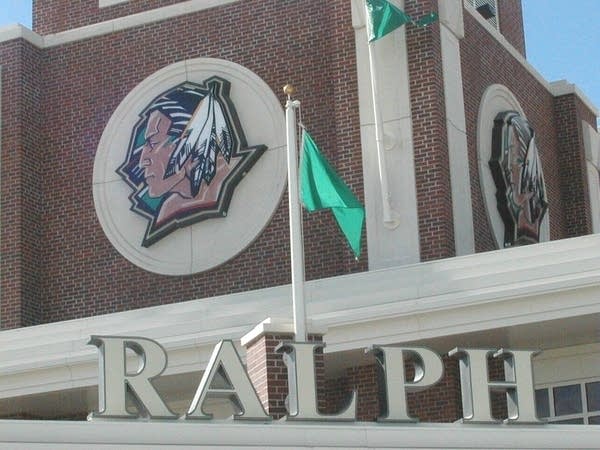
[300,131,365,258]
[366,0,438,42]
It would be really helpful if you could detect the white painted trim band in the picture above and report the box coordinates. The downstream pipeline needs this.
[1,420,599,449]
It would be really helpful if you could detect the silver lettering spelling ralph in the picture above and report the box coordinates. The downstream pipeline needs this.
[88,336,543,424]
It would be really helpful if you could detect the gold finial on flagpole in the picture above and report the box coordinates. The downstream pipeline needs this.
[283,84,296,100]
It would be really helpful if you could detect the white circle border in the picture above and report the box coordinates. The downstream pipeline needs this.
[477,84,550,249]
[93,58,286,275]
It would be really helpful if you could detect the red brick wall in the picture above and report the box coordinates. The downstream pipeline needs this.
[325,356,463,422]
[245,333,294,419]
[2,0,367,328]
[4,0,596,329]
[497,0,526,56]
[32,0,187,35]
[406,0,455,261]
[245,333,324,420]
[461,9,574,253]
[406,356,463,422]
[325,364,382,421]
[0,39,44,329]
[324,354,518,422]
[553,94,595,237]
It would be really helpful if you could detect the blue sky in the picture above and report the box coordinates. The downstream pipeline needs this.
[0,1,599,114]
[522,0,600,115]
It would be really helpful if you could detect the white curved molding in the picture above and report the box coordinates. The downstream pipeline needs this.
[93,58,286,275]
[477,84,550,249]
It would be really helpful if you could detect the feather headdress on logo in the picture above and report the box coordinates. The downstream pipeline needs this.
[165,85,234,196]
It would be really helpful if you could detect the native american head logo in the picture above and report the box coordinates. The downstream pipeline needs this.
[117,77,266,247]
[489,111,548,247]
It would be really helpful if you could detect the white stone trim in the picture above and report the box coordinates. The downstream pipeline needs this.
[1,420,600,449]
[438,0,475,256]
[583,121,600,233]
[534,342,600,386]
[0,1,241,48]
[45,0,241,48]
[351,0,420,269]
[2,233,600,399]
[99,0,128,7]
[476,84,550,249]
[463,0,599,117]
[439,0,464,39]
[550,80,599,116]
[93,58,286,275]
[239,318,327,347]
[0,1,596,118]
[0,24,44,47]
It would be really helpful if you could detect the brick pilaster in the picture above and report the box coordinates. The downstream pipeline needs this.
[554,94,594,237]
[0,38,44,329]
[405,0,455,261]
[242,321,324,419]
[244,332,294,419]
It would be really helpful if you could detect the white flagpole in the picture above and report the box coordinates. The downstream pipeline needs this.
[284,85,307,342]
[365,3,399,229]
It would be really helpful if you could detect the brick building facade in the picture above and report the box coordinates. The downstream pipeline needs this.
[1,0,600,446]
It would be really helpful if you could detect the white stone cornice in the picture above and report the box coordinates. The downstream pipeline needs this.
[2,234,600,399]
[550,80,600,116]
[0,24,44,47]
[239,318,327,347]
[2,420,600,449]
[0,0,241,48]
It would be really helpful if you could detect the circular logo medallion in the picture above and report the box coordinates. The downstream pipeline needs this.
[94,58,286,275]
[477,84,550,249]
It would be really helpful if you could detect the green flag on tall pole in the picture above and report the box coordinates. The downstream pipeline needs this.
[300,131,365,258]
[366,0,438,42]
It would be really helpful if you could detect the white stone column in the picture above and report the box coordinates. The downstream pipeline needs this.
[583,121,600,233]
[351,0,420,270]
[438,0,475,255]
